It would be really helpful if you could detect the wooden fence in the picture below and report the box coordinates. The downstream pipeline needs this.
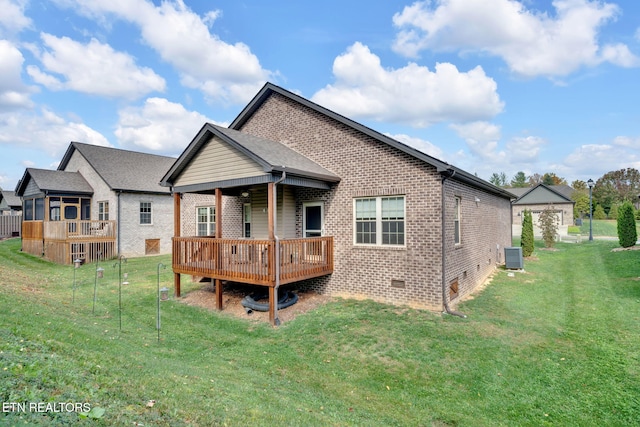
[0,215,21,238]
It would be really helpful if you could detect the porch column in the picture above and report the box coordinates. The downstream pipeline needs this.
[267,182,276,324]
[214,188,223,310]
[173,192,181,298]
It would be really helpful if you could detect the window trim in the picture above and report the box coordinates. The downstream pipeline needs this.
[454,196,461,245]
[98,201,109,221]
[196,206,216,237]
[353,195,406,247]
[140,201,152,225]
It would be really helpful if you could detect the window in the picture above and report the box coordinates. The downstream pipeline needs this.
[354,196,405,246]
[243,204,251,238]
[196,206,215,236]
[98,201,109,221]
[454,196,461,245]
[35,198,44,221]
[24,199,33,221]
[50,197,60,221]
[140,202,152,225]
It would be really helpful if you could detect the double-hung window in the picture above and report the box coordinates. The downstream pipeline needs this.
[140,202,152,225]
[197,206,216,236]
[354,196,405,246]
[98,201,109,221]
[454,196,461,245]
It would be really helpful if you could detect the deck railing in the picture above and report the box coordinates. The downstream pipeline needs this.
[172,236,333,286]
[43,220,117,241]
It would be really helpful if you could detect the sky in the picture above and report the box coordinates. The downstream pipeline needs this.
[1,0,640,191]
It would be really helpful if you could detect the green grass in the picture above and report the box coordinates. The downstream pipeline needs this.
[1,237,640,425]
[579,218,640,237]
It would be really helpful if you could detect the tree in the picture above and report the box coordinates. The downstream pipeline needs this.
[593,204,606,220]
[608,204,619,220]
[573,193,590,219]
[542,173,567,186]
[528,173,543,186]
[521,209,534,257]
[510,171,528,188]
[593,168,640,213]
[538,206,559,248]
[617,201,637,248]
[489,172,507,187]
[571,180,587,192]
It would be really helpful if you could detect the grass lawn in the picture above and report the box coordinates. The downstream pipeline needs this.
[1,237,640,426]
[578,218,640,237]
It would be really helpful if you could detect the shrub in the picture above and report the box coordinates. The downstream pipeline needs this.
[521,209,534,257]
[538,206,559,248]
[608,204,619,220]
[617,201,637,248]
[593,204,606,220]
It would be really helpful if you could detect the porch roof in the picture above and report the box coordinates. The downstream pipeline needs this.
[15,168,94,197]
[160,123,341,192]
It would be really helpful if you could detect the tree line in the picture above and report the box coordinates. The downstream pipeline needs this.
[489,168,640,219]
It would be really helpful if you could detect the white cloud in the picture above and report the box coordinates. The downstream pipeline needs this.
[612,136,640,148]
[0,108,110,158]
[450,121,503,159]
[27,33,165,99]
[53,0,272,104]
[0,0,31,37]
[115,97,223,154]
[392,0,639,78]
[312,42,504,126]
[387,133,445,160]
[0,40,34,111]
[505,135,547,163]
[562,143,640,177]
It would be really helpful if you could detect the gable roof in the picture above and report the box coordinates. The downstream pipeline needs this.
[512,183,575,205]
[15,168,93,197]
[59,142,176,194]
[161,122,340,190]
[0,190,21,209]
[230,82,516,200]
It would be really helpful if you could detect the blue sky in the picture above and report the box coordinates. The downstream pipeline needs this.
[1,0,640,191]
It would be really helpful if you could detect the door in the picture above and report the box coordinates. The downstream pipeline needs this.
[303,202,323,237]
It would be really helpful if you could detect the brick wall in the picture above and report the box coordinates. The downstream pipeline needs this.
[237,92,512,310]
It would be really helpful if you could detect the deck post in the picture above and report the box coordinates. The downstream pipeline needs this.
[173,192,181,298]
[267,182,276,324]
[215,279,223,310]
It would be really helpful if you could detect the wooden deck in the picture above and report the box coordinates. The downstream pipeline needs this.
[22,220,117,264]
[172,236,333,286]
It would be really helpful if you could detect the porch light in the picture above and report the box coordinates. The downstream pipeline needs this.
[241,191,250,198]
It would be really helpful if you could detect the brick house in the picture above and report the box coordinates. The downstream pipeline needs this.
[161,83,515,324]
[15,142,181,263]
[510,184,575,237]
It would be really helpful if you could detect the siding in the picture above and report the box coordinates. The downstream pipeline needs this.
[174,135,264,187]
[249,185,295,239]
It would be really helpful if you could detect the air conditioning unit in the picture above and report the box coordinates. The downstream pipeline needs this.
[504,247,523,269]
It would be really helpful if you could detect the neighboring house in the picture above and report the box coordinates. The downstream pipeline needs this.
[511,184,575,237]
[15,142,179,264]
[0,188,22,238]
[161,82,515,324]
[0,189,22,215]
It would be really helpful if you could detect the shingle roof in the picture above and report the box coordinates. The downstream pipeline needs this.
[161,123,341,187]
[15,168,93,196]
[0,190,21,208]
[59,142,176,194]
[230,82,516,200]
[512,183,575,205]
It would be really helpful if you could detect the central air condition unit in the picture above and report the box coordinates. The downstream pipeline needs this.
[504,247,524,269]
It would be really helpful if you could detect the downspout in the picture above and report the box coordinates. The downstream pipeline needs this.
[440,169,467,318]
[117,190,121,256]
[273,169,287,326]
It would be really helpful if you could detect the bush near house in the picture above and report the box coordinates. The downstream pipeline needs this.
[617,201,637,248]
[538,206,559,248]
[521,209,534,257]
